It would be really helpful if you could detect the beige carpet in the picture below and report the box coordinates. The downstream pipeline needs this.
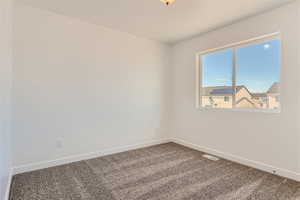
[10,143,300,200]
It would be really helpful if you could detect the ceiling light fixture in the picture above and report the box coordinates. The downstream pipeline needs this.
[160,0,175,6]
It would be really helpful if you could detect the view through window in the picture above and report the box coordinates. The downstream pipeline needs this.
[199,35,280,111]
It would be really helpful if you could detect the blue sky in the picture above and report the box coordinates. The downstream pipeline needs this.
[202,40,280,93]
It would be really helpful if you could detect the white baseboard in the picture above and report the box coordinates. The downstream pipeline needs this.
[4,168,13,200]
[171,138,300,182]
[13,139,171,175]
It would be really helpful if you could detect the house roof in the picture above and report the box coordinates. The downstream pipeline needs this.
[267,82,279,94]
[210,88,234,95]
[202,86,246,96]
[202,86,229,96]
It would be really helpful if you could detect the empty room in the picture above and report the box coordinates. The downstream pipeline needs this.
[1,0,300,199]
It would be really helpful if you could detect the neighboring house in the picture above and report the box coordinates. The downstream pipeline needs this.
[202,82,280,110]
[267,82,280,109]
[234,86,256,108]
[202,86,233,108]
[252,93,268,109]
[202,86,256,108]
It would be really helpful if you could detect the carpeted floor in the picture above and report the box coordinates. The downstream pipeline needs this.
[10,143,300,200]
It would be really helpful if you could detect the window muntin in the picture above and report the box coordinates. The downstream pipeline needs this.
[198,34,281,112]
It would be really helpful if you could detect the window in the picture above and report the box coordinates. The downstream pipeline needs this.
[197,33,281,112]
[260,103,263,107]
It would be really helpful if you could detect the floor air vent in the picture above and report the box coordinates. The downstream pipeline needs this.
[202,154,220,161]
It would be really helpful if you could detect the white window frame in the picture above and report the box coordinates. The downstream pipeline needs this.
[195,32,281,113]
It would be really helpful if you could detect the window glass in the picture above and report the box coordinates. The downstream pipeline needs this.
[201,49,233,109]
[235,40,280,110]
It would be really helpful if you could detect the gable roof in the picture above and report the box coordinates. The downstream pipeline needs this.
[202,86,248,96]
[235,97,256,107]
[267,82,279,94]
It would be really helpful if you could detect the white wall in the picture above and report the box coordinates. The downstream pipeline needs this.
[171,1,300,178]
[12,4,171,169]
[0,0,13,198]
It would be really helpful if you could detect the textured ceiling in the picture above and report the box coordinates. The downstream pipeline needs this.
[17,0,294,44]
